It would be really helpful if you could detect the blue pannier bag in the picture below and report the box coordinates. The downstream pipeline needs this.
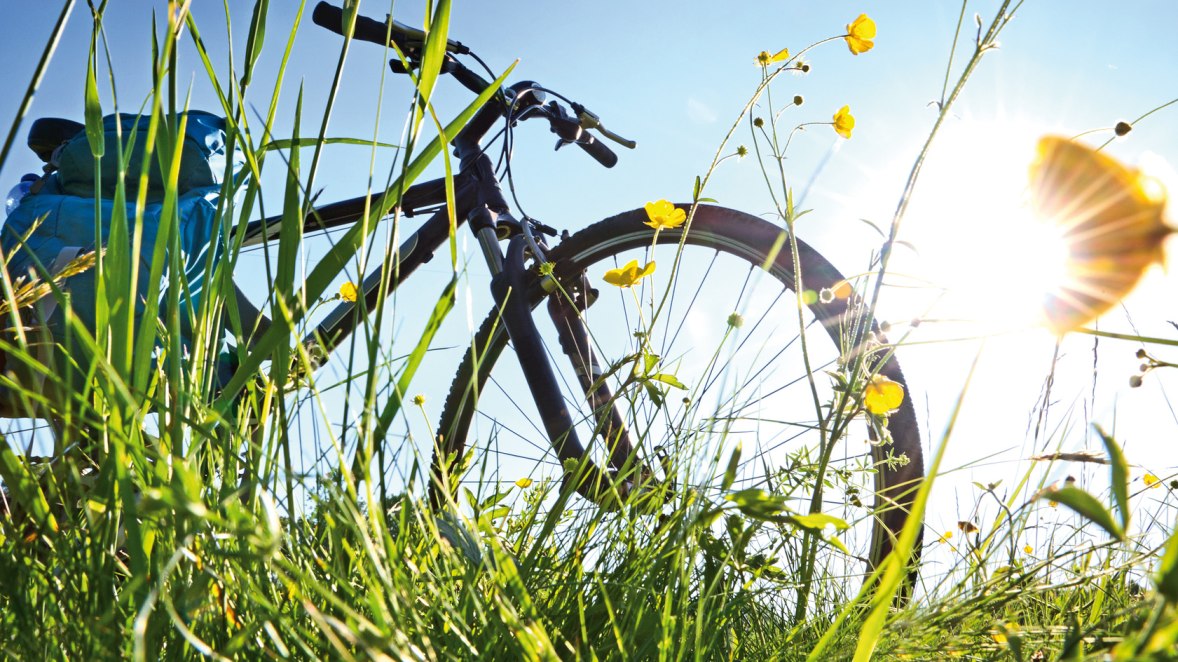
[0,111,239,413]
[56,111,234,200]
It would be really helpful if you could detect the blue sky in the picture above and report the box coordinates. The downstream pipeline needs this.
[3,2,1178,550]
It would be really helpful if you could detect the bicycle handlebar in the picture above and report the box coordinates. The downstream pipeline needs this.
[311,1,633,167]
[311,1,468,55]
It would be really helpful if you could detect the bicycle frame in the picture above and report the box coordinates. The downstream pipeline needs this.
[238,93,641,498]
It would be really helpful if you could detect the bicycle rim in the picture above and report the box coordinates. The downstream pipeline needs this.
[435,204,923,577]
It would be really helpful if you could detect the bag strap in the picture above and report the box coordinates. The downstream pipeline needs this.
[35,246,83,324]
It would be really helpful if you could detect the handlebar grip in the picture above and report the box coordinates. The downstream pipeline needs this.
[578,134,618,168]
[312,2,402,48]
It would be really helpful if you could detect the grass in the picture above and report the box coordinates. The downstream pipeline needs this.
[3,1,1178,659]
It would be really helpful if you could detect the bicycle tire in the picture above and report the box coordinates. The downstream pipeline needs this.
[434,204,923,572]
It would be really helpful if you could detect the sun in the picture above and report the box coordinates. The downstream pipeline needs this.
[899,117,1073,334]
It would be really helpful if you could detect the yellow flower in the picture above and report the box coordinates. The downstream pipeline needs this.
[1145,473,1161,488]
[832,105,855,139]
[412,394,426,406]
[863,374,904,415]
[755,48,789,67]
[1029,136,1171,335]
[603,259,656,288]
[340,281,359,302]
[1048,500,1059,508]
[1024,544,1033,554]
[515,477,534,489]
[845,14,876,55]
[644,200,687,230]
[937,531,953,543]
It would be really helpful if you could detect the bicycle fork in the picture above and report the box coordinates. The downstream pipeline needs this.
[480,225,661,507]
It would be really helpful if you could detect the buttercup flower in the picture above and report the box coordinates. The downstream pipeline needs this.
[845,14,876,55]
[515,477,534,489]
[863,374,904,415]
[1145,473,1161,488]
[755,47,790,67]
[1029,136,1171,334]
[833,105,855,139]
[340,281,359,302]
[1024,544,1033,554]
[644,200,687,230]
[604,260,656,288]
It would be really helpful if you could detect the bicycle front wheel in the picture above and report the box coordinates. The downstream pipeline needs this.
[435,204,923,572]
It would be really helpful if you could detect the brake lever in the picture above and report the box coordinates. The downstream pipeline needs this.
[546,101,586,150]
[572,103,637,149]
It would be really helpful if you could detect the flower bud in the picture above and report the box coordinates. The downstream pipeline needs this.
[1129,375,1144,388]
[793,95,804,106]
[753,117,764,128]
[1114,121,1132,137]
[1135,348,1148,359]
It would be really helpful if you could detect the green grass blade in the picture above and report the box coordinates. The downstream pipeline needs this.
[365,276,457,470]
[239,0,268,89]
[1158,519,1178,603]
[1095,424,1131,533]
[260,137,401,151]
[83,41,105,159]
[0,1,76,171]
[411,0,452,132]
[849,349,983,662]
[0,447,58,533]
[212,62,513,412]
[1038,485,1124,542]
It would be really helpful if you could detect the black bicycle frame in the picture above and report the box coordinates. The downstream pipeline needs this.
[232,26,650,499]
[237,104,640,490]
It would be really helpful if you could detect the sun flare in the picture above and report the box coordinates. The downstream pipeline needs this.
[896,119,1175,337]
[894,120,1072,333]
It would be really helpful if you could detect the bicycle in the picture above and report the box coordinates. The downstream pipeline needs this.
[242,2,925,574]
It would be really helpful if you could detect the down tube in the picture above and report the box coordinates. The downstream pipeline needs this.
[302,204,467,357]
